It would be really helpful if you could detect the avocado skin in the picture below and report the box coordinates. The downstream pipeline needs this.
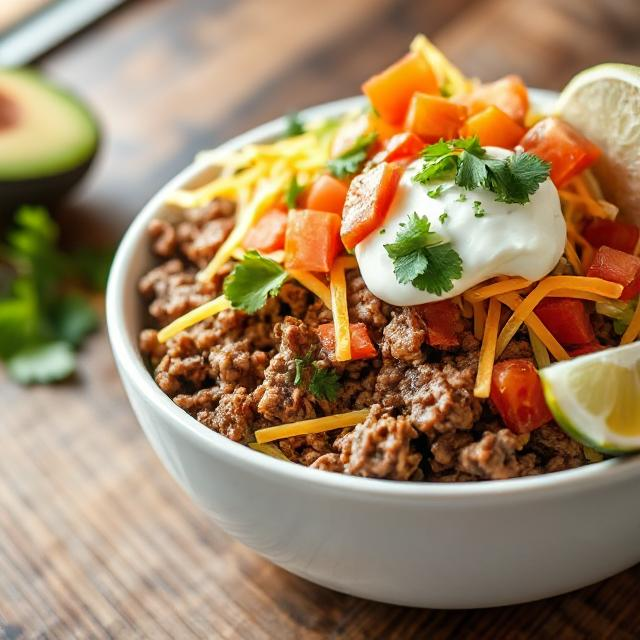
[0,147,97,217]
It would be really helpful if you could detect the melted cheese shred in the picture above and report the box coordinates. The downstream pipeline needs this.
[464,277,532,303]
[497,293,569,362]
[329,257,352,361]
[254,409,370,444]
[472,301,486,341]
[620,302,640,345]
[564,238,583,275]
[473,297,501,398]
[288,270,332,309]
[157,295,231,344]
[248,442,290,461]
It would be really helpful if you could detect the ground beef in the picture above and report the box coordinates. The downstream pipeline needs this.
[138,199,596,483]
[339,405,421,480]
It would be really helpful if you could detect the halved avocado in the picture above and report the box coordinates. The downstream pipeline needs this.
[0,68,99,214]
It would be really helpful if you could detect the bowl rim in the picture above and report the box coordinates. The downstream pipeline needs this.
[106,90,640,502]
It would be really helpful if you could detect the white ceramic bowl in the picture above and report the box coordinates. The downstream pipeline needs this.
[107,91,640,608]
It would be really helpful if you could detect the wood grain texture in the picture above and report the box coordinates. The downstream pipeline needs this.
[2,0,640,637]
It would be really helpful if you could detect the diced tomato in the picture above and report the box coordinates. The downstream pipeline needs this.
[373,132,425,164]
[583,218,639,255]
[242,209,288,253]
[462,75,529,124]
[460,105,526,149]
[405,93,468,142]
[362,52,439,125]
[417,299,463,348]
[586,245,640,301]
[490,359,553,434]
[316,322,377,360]
[568,342,605,357]
[306,175,348,215]
[519,117,601,187]
[341,161,403,250]
[533,297,595,346]
[284,210,341,272]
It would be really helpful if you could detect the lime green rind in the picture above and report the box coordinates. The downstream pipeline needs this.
[0,68,99,181]
[541,378,638,456]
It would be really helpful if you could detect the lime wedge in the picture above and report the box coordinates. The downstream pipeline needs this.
[554,63,640,223]
[540,343,640,454]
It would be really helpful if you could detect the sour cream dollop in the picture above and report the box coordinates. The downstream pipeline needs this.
[355,148,566,306]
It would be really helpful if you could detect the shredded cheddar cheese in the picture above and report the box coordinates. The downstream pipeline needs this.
[474,297,501,398]
[198,176,289,282]
[248,442,290,461]
[497,293,569,362]
[564,238,583,275]
[254,409,370,444]
[546,289,609,304]
[157,295,231,344]
[472,301,486,341]
[464,277,532,303]
[620,302,640,345]
[329,257,352,361]
[288,269,333,309]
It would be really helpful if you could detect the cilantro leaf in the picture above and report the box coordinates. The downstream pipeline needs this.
[411,243,463,296]
[309,365,340,401]
[327,132,377,178]
[412,136,550,204]
[293,350,314,386]
[439,212,449,224]
[427,184,446,198]
[7,341,76,384]
[50,294,99,346]
[383,213,463,295]
[473,201,487,218]
[223,250,288,313]
[284,112,305,137]
[285,176,304,209]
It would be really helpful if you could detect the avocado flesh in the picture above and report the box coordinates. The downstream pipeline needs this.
[0,69,99,209]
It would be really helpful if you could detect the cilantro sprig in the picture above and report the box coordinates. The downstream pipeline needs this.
[285,175,304,209]
[284,112,305,137]
[413,136,550,204]
[0,206,112,384]
[223,251,288,314]
[327,132,377,179]
[383,213,463,295]
[293,351,340,401]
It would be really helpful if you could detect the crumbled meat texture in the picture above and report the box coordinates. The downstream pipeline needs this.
[458,429,538,480]
[138,198,595,482]
[381,308,426,364]
[339,405,421,480]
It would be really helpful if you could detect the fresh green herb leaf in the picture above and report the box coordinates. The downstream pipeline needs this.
[379,228,386,235]
[284,112,305,137]
[309,365,340,401]
[473,201,487,218]
[439,211,449,224]
[293,350,314,386]
[327,132,377,178]
[413,137,550,204]
[7,341,76,384]
[383,213,463,295]
[67,247,114,291]
[50,294,99,346]
[456,193,467,202]
[285,175,304,209]
[223,250,288,313]
[427,184,446,198]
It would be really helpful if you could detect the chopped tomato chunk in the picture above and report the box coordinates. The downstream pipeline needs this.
[583,218,639,255]
[316,322,377,360]
[373,132,425,164]
[534,297,595,346]
[242,209,288,253]
[341,161,403,250]
[284,210,341,273]
[405,93,468,142]
[417,299,463,348]
[460,105,525,149]
[362,52,439,125]
[586,245,640,301]
[490,359,553,434]
[306,175,348,215]
[568,342,605,358]
[519,117,601,187]
[462,75,529,124]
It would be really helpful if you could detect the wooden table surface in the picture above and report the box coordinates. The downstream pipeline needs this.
[2,0,640,637]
